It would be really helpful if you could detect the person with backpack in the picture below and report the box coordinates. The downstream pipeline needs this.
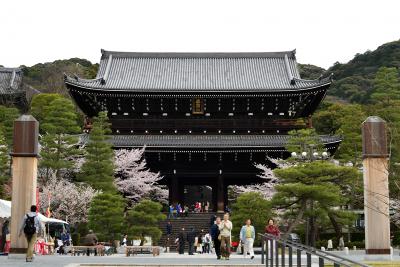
[19,205,41,262]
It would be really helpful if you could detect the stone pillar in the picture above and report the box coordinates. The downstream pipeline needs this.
[9,115,39,256]
[169,176,179,205]
[362,116,390,255]
[217,175,225,212]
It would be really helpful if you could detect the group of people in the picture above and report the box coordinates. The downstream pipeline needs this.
[172,214,281,261]
[193,201,210,213]
[168,204,189,219]
[168,201,213,219]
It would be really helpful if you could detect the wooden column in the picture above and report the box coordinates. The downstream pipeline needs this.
[217,175,225,212]
[362,116,390,255]
[169,176,179,205]
[9,115,39,255]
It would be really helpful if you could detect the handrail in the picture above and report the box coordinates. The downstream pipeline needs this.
[258,233,371,267]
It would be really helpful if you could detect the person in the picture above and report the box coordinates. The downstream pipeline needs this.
[19,205,41,262]
[83,230,98,256]
[204,201,210,212]
[166,221,172,236]
[178,227,186,254]
[183,205,189,217]
[210,217,221,259]
[327,239,333,251]
[240,219,255,259]
[61,230,71,246]
[168,205,175,219]
[121,234,128,247]
[1,219,9,252]
[203,232,211,253]
[187,227,196,255]
[176,203,182,217]
[209,214,217,228]
[218,213,232,260]
[196,231,203,254]
[265,219,280,237]
[339,236,345,251]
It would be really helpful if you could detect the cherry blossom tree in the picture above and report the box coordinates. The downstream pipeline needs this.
[114,148,168,204]
[230,158,291,200]
[39,176,99,224]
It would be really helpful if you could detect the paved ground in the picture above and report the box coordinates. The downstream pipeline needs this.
[0,250,399,267]
[0,253,264,267]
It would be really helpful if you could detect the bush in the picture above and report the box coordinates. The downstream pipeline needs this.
[231,192,272,245]
[88,193,125,242]
[126,199,166,244]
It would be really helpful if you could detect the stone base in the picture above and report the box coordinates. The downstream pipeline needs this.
[364,253,392,261]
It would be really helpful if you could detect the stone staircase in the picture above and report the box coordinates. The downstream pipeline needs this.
[158,212,223,249]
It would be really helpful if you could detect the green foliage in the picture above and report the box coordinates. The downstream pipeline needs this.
[371,67,400,105]
[0,105,20,146]
[230,192,272,244]
[272,161,359,239]
[30,93,64,125]
[39,97,80,180]
[327,40,400,103]
[298,64,325,80]
[78,111,115,193]
[21,58,98,96]
[88,193,125,242]
[313,103,366,164]
[125,200,166,244]
[0,131,10,198]
[286,128,323,156]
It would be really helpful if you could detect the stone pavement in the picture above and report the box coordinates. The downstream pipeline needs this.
[0,253,264,267]
[1,250,400,267]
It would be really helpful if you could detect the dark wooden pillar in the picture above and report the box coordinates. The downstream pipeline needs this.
[169,176,179,205]
[217,175,225,212]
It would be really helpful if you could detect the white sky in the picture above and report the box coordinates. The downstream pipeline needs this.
[1,0,399,69]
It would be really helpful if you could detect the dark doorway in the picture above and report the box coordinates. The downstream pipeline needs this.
[184,185,213,212]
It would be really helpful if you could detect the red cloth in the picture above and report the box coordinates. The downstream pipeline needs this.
[4,241,10,253]
[265,225,280,237]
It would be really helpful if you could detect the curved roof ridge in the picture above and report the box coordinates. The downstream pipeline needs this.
[100,49,297,59]
[64,73,103,83]
[0,67,22,73]
[293,73,333,84]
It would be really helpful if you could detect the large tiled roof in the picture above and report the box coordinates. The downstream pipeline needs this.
[65,50,331,92]
[106,134,341,149]
[0,67,23,95]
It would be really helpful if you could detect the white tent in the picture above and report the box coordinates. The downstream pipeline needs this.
[0,199,68,225]
[0,199,11,218]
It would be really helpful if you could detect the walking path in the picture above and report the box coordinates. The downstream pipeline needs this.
[1,250,400,267]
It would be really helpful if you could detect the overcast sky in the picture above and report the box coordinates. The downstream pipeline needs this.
[1,0,399,69]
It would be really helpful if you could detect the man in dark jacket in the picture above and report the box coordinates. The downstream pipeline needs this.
[83,230,98,256]
[166,221,172,236]
[186,227,196,255]
[210,216,221,259]
[178,227,186,254]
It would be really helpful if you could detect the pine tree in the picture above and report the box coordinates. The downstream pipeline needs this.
[272,161,358,245]
[0,105,20,147]
[88,193,125,242]
[125,200,166,244]
[78,111,115,193]
[230,192,271,244]
[39,98,80,180]
[371,67,400,105]
[0,130,10,198]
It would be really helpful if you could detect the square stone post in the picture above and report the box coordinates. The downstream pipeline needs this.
[362,116,390,256]
[9,115,39,256]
